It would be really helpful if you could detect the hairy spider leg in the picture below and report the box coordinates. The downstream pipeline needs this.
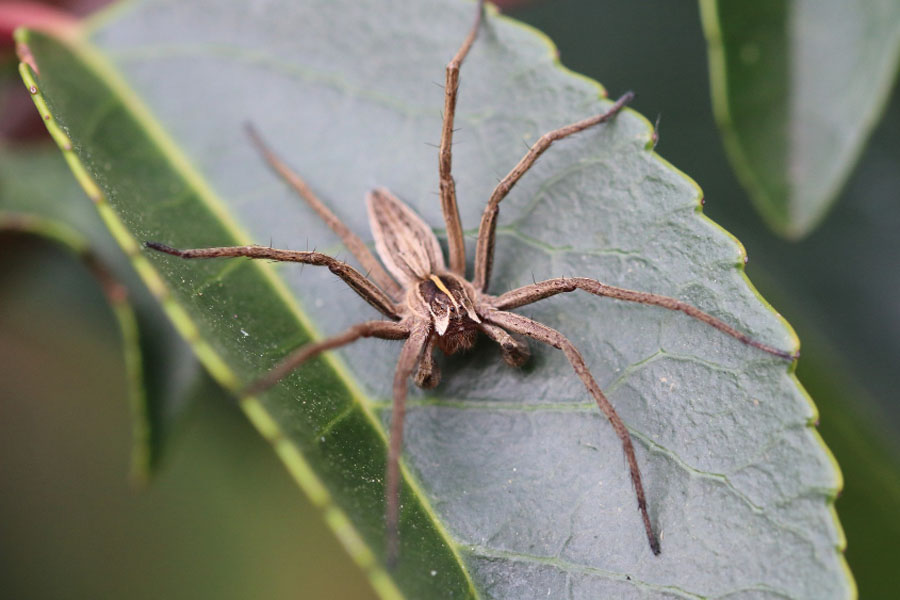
[483,309,661,555]
[385,324,431,566]
[472,91,634,291]
[438,0,485,276]
[244,124,404,300]
[143,242,401,319]
[245,320,410,396]
[492,277,799,360]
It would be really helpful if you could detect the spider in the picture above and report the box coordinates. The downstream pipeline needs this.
[146,0,794,564]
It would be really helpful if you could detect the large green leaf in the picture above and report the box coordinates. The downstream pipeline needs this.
[700,0,900,238]
[18,0,852,596]
[499,0,900,594]
[0,144,201,481]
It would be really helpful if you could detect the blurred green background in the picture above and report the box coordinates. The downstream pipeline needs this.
[2,0,898,598]
[0,236,377,598]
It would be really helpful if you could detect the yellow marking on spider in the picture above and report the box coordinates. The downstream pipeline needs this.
[429,274,460,308]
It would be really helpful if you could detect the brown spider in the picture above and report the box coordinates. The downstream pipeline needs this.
[146,0,794,564]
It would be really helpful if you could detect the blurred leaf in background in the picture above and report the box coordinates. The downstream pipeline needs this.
[0,143,206,481]
[699,0,900,238]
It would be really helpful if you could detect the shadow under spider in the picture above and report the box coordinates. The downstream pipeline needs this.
[146,0,795,567]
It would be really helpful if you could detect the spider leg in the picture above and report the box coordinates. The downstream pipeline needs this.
[144,242,402,319]
[439,0,485,276]
[483,309,661,556]
[245,320,410,396]
[413,333,441,389]
[490,276,797,359]
[385,322,431,566]
[245,123,403,300]
[478,321,529,367]
[472,92,634,291]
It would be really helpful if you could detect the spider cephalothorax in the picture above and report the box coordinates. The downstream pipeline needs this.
[412,272,481,354]
[147,0,794,565]
[365,186,483,357]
